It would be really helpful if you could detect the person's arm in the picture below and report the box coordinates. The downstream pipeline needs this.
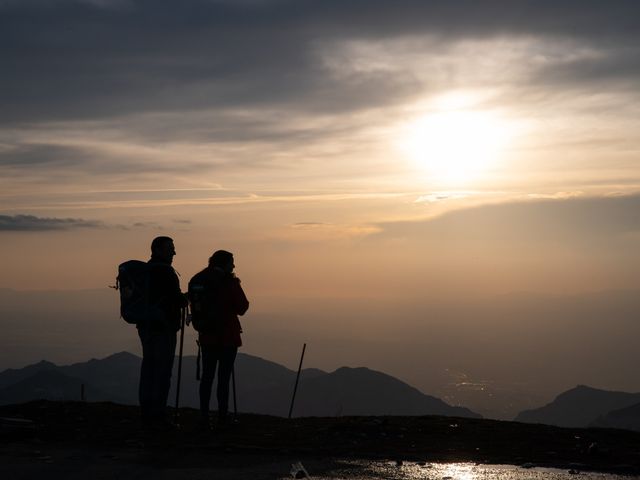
[231,278,249,316]
[169,268,188,308]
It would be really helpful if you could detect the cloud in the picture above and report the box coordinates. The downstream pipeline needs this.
[530,44,640,90]
[415,193,469,203]
[292,222,329,227]
[0,214,104,231]
[0,143,90,168]
[0,138,242,178]
[374,194,640,253]
[131,221,160,228]
[1,0,638,126]
[1,1,638,198]
[286,221,381,241]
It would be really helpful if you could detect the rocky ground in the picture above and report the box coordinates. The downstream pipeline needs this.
[1,400,640,479]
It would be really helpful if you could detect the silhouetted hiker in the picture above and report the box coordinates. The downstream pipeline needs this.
[189,250,249,430]
[138,236,188,430]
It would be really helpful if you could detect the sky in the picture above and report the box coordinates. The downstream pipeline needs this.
[1,0,640,419]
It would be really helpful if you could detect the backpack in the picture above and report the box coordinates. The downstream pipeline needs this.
[115,260,163,325]
[188,271,224,333]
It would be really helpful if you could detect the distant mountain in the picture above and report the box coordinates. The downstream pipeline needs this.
[0,351,297,407]
[515,385,640,428]
[0,360,57,389]
[243,366,480,418]
[591,402,640,431]
[0,369,121,405]
[0,352,480,418]
[60,352,141,404]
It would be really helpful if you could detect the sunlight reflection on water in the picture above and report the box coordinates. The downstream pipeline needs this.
[301,461,640,480]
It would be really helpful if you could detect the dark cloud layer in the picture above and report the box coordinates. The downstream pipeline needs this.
[532,45,640,88]
[2,0,638,125]
[0,141,221,176]
[0,214,104,231]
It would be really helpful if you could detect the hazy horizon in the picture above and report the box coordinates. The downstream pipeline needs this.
[2,284,640,419]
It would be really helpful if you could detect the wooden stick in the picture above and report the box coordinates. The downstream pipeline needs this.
[288,343,306,419]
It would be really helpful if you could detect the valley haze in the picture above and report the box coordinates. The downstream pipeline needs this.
[2,285,640,421]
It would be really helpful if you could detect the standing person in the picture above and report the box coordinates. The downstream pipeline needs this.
[138,236,188,430]
[189,250,249,430]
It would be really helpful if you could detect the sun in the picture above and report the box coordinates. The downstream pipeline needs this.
[400,109,509,185]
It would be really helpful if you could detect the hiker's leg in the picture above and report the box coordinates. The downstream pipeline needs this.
[152,331,177,418]
[137,328,154,421]
[199,344,219,418]
[216,346,238,420]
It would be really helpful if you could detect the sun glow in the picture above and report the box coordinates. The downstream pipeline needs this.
[400,108,510,185]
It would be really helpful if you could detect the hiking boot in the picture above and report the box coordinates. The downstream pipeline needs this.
[152,416,179,432]
[140,413,156,430]
[217,412,237,430]
[218,412,228,427]
[198,415,212,432]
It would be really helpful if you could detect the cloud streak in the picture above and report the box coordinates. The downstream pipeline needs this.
[0,214,104,231]
[378,194,640,239]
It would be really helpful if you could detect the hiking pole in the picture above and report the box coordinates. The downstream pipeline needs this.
[288,343,306,419]
[231,365,238,420]
[174,306,187,424]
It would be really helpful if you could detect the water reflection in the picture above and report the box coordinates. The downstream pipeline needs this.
[439,463,475,480]
[309,461,640,480]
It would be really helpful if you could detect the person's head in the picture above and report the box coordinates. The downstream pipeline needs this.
[209,249,234,273]
[151,236,176,264]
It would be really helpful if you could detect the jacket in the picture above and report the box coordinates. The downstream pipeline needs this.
[189,267,249,347]
[144,257,188,332]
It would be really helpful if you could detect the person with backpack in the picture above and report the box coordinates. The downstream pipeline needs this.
[137,236,188,430]
[189,250,249,430]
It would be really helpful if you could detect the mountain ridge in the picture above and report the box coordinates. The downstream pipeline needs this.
[0,352,479,418]
[515,384,640,428]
